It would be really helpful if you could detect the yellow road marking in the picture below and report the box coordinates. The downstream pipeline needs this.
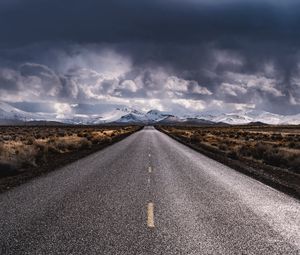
[148,166,152,173]
[147,203,155,228]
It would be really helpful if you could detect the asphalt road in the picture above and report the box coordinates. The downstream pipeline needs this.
[0,127,299,254]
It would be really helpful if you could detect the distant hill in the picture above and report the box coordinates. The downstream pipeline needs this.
[0,101,299,125]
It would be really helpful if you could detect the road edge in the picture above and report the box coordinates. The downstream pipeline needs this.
[155,126,300,200]
[0,126,143,193]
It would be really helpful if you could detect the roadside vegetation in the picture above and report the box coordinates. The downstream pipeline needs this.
[0,125,141,191]
[157,125,300,197]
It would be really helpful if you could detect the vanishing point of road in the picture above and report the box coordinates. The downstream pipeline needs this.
[0,127,299,254]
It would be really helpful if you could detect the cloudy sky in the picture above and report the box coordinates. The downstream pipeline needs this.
[0,0,300,116]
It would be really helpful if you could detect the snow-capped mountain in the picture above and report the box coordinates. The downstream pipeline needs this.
[0,101,299,125]
[0,102,55,123]
[157,115,183,124]
[146,110,173,122]
[209,113,253,125]
[84,108,173,124]
[92,107,147,124]
[194,110,300,125]
[0,102,35,121]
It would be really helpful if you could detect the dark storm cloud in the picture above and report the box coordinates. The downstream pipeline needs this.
[0,0,300,114]
[0,0,300,46]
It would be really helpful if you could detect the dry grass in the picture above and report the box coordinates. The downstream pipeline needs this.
[0,125,140,174]
[160,125,300,174]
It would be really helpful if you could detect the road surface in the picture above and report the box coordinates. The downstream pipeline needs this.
[0,127,299,254]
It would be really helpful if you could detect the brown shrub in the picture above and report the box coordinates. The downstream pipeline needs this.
[25,137,35,145]
[289,157,300,172]
[79,138,92,149]
[227,150,238,159]
[218,144,227,151]
[190,134,201,143]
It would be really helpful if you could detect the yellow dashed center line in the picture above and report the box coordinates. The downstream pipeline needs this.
[147,202,155,228]
[147,149,154,228]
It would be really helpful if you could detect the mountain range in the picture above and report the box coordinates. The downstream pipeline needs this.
[0,101,299,125]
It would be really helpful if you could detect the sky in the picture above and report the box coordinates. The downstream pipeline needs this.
[0,0,300,116]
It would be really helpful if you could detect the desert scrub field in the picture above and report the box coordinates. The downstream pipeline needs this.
[0,125,140,177]
[159,125,300,173]
[158,125,300,197]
